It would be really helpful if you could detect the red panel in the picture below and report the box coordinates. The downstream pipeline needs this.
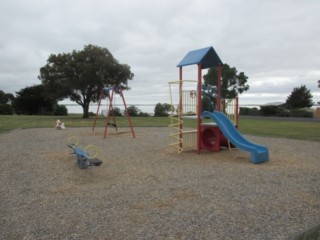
[200,125,221,152]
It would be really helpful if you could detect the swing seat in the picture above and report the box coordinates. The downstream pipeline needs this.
[107,123,117,128]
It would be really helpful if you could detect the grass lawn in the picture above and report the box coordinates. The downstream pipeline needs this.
[0,115,169,132]
[0,114,319,142]
[238,118,320,142]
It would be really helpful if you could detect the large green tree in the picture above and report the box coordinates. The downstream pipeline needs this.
[285,85,313,109]
[39,44,134,118]
[12,85,56,115]
[203,64,249,110]
[0,90,14,104]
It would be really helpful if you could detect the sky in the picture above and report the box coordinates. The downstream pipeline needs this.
[1,0,320,113]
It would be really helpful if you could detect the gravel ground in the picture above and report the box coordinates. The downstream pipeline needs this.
[0,127,319,240]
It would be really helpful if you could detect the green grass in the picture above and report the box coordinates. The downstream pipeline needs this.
[0,115,170,132]
[238,118,320,141]
[0,114,319,141]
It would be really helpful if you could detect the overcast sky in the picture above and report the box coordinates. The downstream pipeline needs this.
[1,0,319,111]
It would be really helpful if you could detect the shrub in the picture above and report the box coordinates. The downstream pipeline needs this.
[239,107,249,115]
[248,107,261,116]
[289,109,313,118]
[260,105,282,116]
[138,112,150,117]
[53,105,68,116]
[89,111,96,117]
[239,107,261,116]
[276,110,290,117]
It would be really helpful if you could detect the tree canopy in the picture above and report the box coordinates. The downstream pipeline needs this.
[0,90,14,104]
[39,44,134,118]
[203,63,249,98]
[202,64,249,110]
[126,105,140,117]
[12,85,57,115]
[0,90,14,115]
[285,84,313,109]
[154,103,172,117]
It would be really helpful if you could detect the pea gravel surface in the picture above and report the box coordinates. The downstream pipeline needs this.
[1,127,319,240]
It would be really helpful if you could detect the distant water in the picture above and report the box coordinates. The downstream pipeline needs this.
[63,103,264,114]
[64,103,157,114]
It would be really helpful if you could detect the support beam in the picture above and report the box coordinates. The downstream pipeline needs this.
[179,67,183,150]
[217,63,222,111]
[197,64,202,154]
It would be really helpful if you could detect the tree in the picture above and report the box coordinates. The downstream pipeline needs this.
[285,85,313,109]
[53,104,68,116]
[318,80,320,104]
[154,103,172,117]
[0,103,13,115]
[12,85,57,115]
[0,90,14,104]
[112,107,122,116]
[126,105,140,117]
[203,64,249,109]
[0,90,14,115]
[39,44,134,118]
[138,111,150,117]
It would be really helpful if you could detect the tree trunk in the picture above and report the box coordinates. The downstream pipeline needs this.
[82,104,90,118]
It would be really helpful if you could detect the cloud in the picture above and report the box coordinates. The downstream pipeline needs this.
[0,0,319,109]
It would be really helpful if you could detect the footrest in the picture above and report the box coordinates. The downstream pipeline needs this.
[88,158,103,166]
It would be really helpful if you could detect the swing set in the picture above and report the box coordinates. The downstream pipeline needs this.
[92,85,135,138]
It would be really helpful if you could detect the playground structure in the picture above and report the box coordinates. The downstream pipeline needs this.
[92,85,135,138]
[169,46,268,163]
[67,136,102,169]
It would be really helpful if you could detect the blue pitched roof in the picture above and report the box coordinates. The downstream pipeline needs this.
[177,46,222,69]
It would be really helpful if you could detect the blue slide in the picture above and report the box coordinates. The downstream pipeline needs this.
[201,111,269,164]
